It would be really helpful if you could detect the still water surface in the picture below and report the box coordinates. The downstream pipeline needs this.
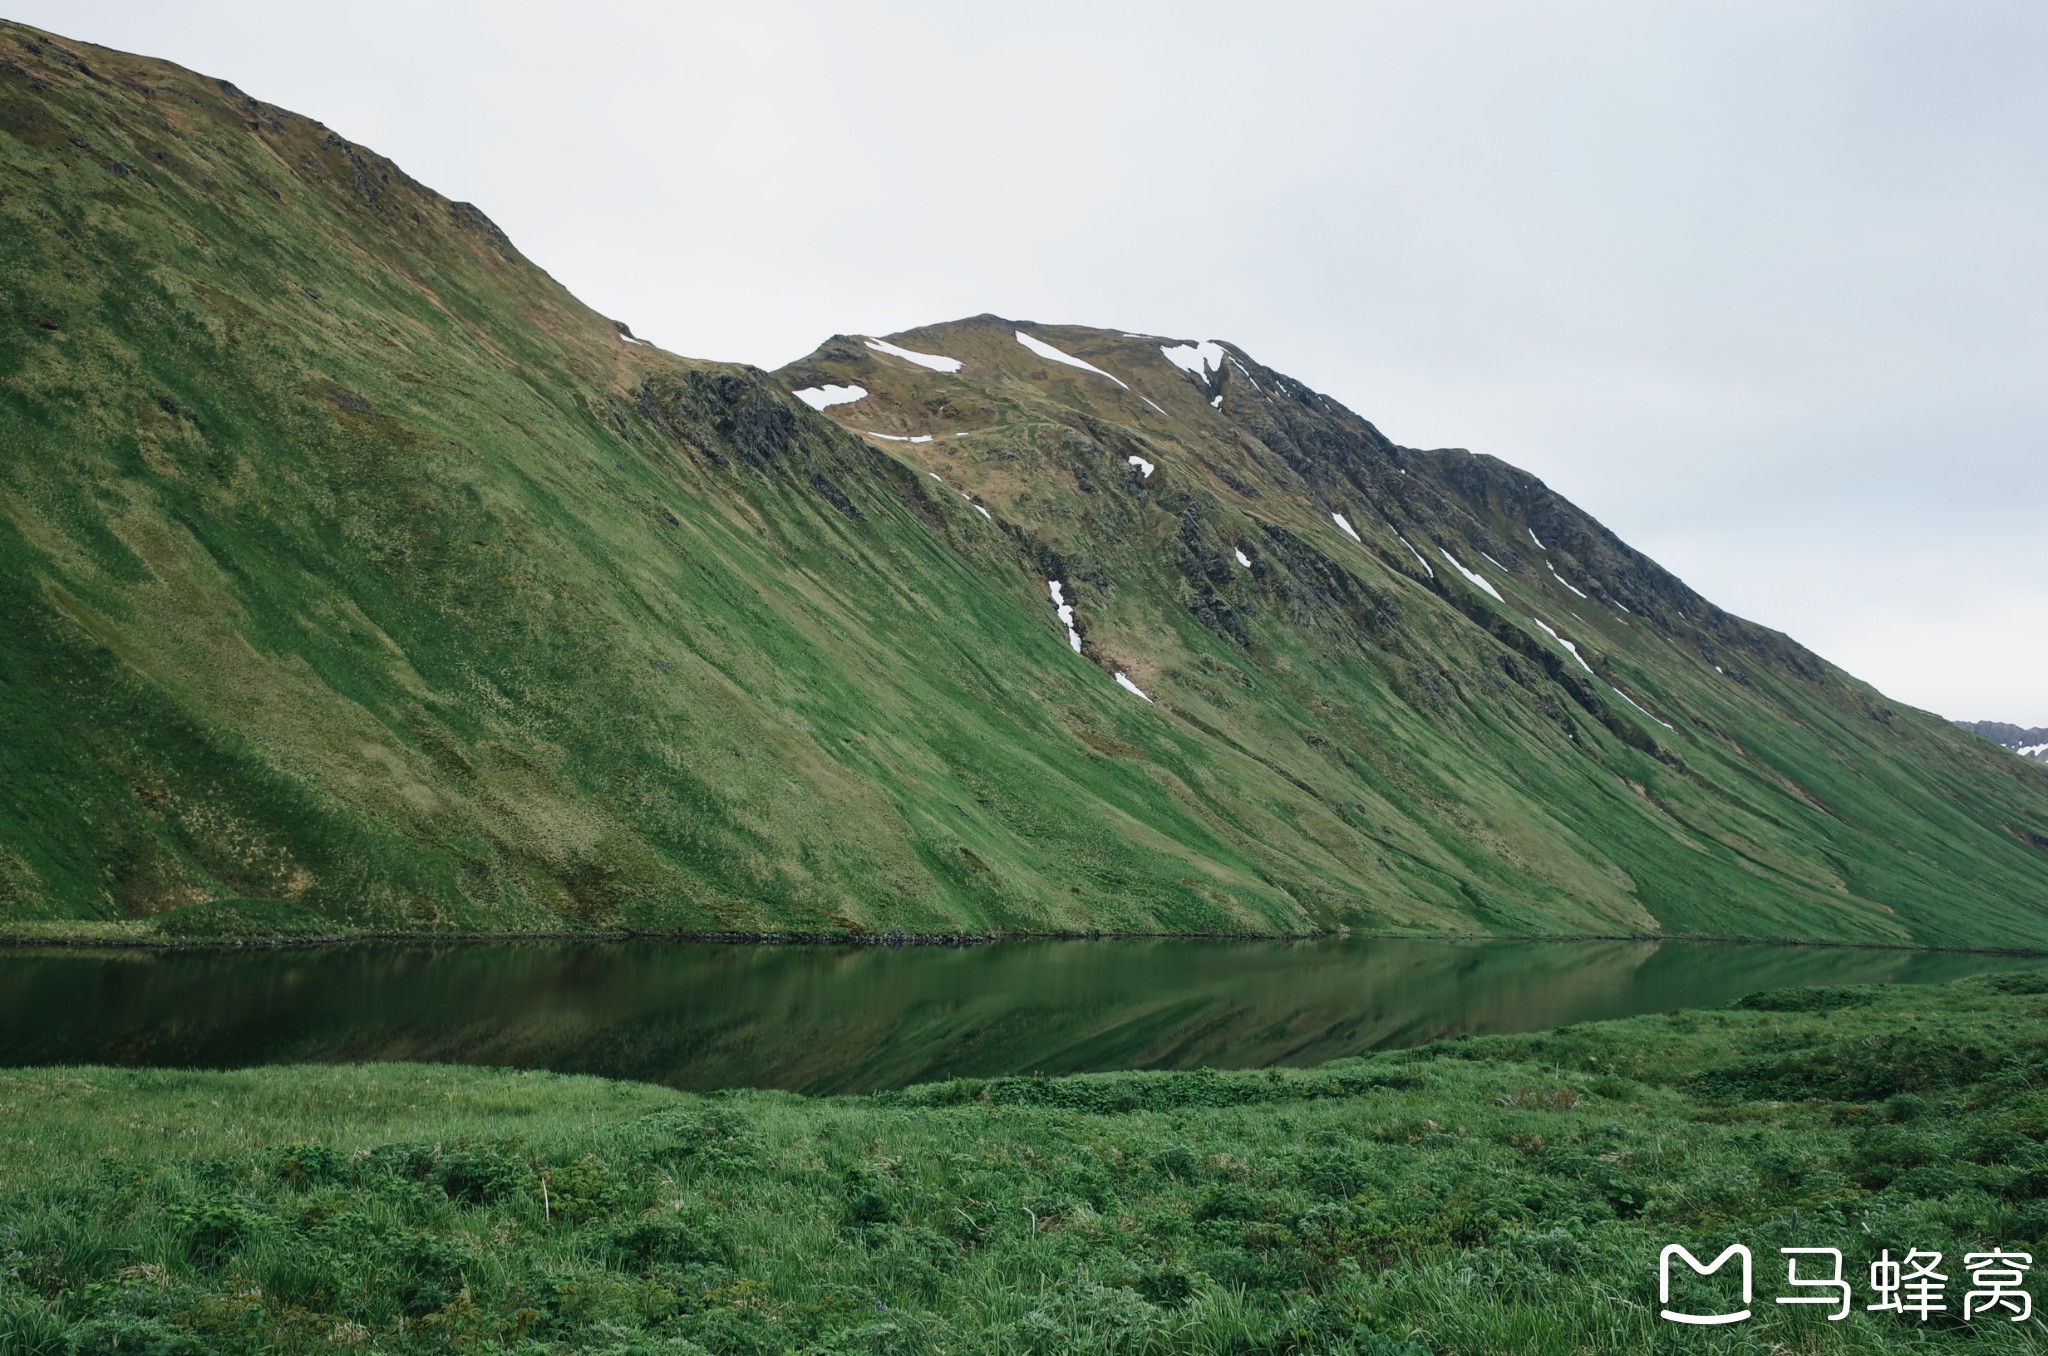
[1,937,2039,1093]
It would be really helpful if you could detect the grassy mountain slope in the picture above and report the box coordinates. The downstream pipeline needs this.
[2,20,2045,946]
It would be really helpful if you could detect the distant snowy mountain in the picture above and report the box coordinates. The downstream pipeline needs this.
[1957,721,2048,763]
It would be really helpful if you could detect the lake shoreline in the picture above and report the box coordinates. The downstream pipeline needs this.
[4,922,2046,959]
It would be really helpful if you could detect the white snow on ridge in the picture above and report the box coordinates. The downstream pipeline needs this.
[1532,616,1674,728]
[1114,672,1153,702]
[865,431,932,443]
[865,338,963,373]
[1528,529,1546,550]
[1480,551,1508,572]
[1548,565,1588,599]
[1332,513,1362,542]
[2017,742,2048,758]
[1531,617,1593,673]
[1015,331,1129,389]
[1210,394,1223,409]
[1048,580,1083,653]
[1159,340,1228,378]
[1611,686,1675,730]
[1439,549,1504,602]
[795,384,868,411]
[1234,548,1252,568]
[1392,532,1434,578]
[1128,455,1156,478]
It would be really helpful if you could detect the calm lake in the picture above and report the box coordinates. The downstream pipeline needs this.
[2,937,2039,1093]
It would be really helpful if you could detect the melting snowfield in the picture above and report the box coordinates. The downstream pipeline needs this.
[1392,531,1435,578]
[794,384,867,411]
[865,337,963,373]
[1548,565,1589,599]
[1439,550,1504,602]
[1159,340,1228,377]
[1048,581,1083,653]
[1331,513,1362,543]
[1015,331,1129,389]
[1531,616,1594,673]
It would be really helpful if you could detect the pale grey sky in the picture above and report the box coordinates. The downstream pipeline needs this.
[19,1,2046,723]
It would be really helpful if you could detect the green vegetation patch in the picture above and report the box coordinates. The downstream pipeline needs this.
[147,899,340,941]
[5,974,2048,1352]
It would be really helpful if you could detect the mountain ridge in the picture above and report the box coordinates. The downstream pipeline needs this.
[1957,721,2048,764]
[4,18,2047,948]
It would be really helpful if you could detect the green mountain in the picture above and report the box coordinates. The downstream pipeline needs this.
[4,20,2046,947]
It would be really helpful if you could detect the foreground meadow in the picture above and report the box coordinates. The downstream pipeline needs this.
[4,971,2047,1354]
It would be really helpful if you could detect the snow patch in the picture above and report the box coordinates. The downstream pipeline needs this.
[1533,617,1673,728]
[1480,551,1508,572]
[1531,617,1593,673]
[1142,396,1168,416]
[2017,743,2048,757]
[864,338,963,373]
[1048,580,1083,653]
[1210,394,1223,409]
[1015,330,1128,389]
[1114,672,1153,702]
[794,384,867,411]
[1227,356,1261,392]
[1438,549,1503,602]
[1159,341,1228,377]
[1548,565,1588,599]
[1393,533,1434,578]
[975,504,992,521]
[1128,455,1155,478]
[1331,513,1362,542]
[1528,529,1546,550]
[1610,686,1675,730]
[1234,548,1252,568]
[864,431,933,443]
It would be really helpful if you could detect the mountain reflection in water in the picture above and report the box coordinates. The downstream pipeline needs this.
[2,937,2039,1093]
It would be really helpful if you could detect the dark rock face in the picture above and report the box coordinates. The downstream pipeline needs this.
[635,371,808,472]
[634,370,866,518]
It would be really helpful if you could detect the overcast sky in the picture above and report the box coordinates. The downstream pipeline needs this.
[22,1,2046,723]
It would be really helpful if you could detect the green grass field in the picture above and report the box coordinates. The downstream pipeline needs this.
[5,971,2048,1353]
